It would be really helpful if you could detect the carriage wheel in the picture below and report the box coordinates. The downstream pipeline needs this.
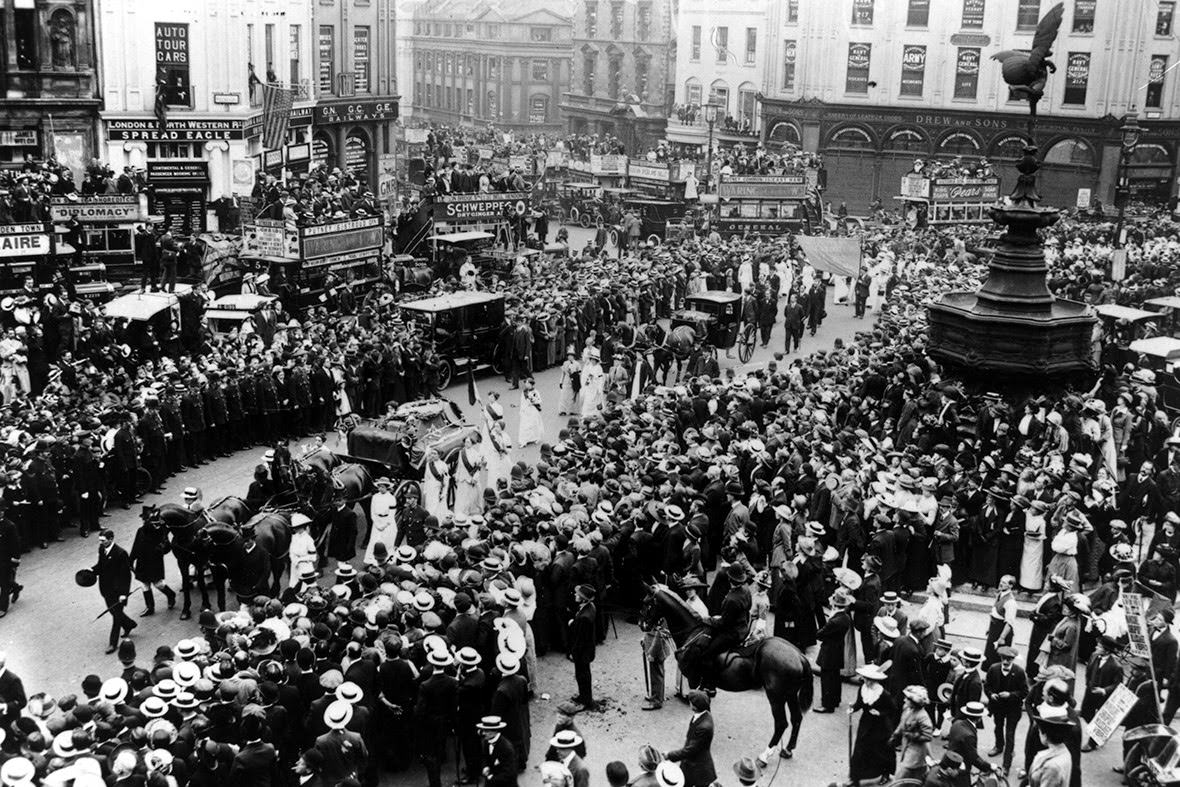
[608,228,620,248]
[335,413,362,433]
[135,467,154,497]
[738,324,757,363]
[490,355,506,376]
[646,233,662,247]
[436,360,454,392]
[578,212,591,228]
[1127,764,1156,787]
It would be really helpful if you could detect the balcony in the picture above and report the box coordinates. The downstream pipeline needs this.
[666,113,760,146]
[248,79,313,108]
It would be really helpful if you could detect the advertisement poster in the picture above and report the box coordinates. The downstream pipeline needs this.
[1064,52,1090,105]
[954,48,981,99]
[900,45,926,97]
[154,22,190,105]
[962,0,986,28]
[846,43,872,93]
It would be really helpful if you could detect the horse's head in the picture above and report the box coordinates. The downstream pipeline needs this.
[638,582,665,631]
[140,504,159,527]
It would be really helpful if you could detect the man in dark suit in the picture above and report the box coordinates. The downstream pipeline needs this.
[665,690,717,787]
[948,647,984,721]
[550,730,590,787]
[815,589,853,712]
[699,563,751,691]
[1151,609,1179,694]
[982,646,1027,769]
[568,584,598,709]
[479,716,518,787]
[416,650,458,787]
[945,702,996,786]
[0,510,21,616]
[229,714,277,787]
[887,618,926,704]
[315,700,368,783]
[1080,635,1125,749]
[510,317,533,390]
[0,652,27,728]
[91,528,136,653]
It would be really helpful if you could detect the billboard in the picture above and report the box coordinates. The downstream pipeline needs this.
[50,195,147,223]
[590,154,628,176]
[930,177,1001,202]
[433,192,529,223]
[718,175,810,200]
[299,217,383,260]
[243,220,298,258]
[0,224,50,258]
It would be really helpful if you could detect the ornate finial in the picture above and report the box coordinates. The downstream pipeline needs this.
[1010,144,1041,207]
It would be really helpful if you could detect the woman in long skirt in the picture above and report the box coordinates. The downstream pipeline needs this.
[363,478,398,566]
[557,350,581,416]
[847,664,898,785]
[452,434,487,517]
[1021,500,1048,592]
[997,497,1028,581]
[421,452,451,521]
[484,420,513,493]
[519,378,544,447]
[1047,515,1084,593]
[579,350,605,418]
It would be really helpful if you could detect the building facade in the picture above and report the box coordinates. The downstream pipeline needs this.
[562,0,677,152]
[751,0,1180,211]
[1,0,101,174]
[406,0,572,133]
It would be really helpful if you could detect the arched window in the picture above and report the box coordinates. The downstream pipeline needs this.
[738,81,757,128]
[768,122,801,147]
[1043,138,1094,167]
[990,134,1030,160]
[709,79,729,114]
[49,9,76,70]
[939,131,981,156]
[1131,143,1172,165]
[829,126,874,150]
[884,128,927,152]
[685,77,702,107]
[529,94,549,124]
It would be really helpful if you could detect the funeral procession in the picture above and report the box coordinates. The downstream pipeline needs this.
[3,0,1180,786]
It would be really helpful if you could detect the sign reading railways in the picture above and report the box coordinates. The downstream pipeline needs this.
[299,217,383,260]
[718,174,813,200]
[434,192,530,224]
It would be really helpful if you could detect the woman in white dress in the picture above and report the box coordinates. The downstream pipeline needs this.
[519,378,544,446]
[483,413,513,492]
[422,452,450,520]
[363,478,398,566]
[452,433,487,516]
[331,362,352,417]
[1020,499,1048,592]
[579,349,605,418]
[832,275,850,305]
[557,350,581,415]
[288,513,317,586]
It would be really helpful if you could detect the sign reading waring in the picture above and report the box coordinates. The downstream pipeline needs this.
[718,175,810,200]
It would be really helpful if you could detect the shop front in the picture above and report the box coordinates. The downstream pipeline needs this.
[757,99,1177,214]
[146,160,211,236]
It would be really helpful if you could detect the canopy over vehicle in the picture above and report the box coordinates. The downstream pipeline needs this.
[427,231,497,245]
[103,284,192,321]
[400,291,506,390]
[1129,336,1180,362]
[343,397,477,479]
[1095,304,1160,322]
[670,290,756,362]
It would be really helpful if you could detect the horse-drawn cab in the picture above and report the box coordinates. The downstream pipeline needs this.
[671,291,757,363]
[339,397,477,496]
[1095,304,1163,369]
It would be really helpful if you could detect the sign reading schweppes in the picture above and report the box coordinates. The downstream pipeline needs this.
[433,192,530,223]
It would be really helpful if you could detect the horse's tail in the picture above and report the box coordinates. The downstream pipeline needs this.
[797,653,814,712]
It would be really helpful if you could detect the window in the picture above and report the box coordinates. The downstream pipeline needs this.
[953,47,980,99]
[486,24,500,39]
[940,132,980,156]
[845,42,871,93]
[885,129,924,152]
[611,2,624,38]
[715,27,728,63]
[289,25,301,86]
[146,142,199,159]
[638,2,652,39]
[1062,52,1089,104]
[318,25,334,93]
[354,27,370,93]
[444,53,452,75]
[782,39,797,89]
[246,24,255,71]
[489,57,500,79]
[487,91,499,118]
[1072,0,1095,32]
[635,56,650,99]
[962,0,985,27]
[530,95,550,124]
[530,27,553,41]
[1017,0,1040,30]
[1158,1,1175,35]
[691,26,701,60]
[531,59,549,81]
[608,53,623,98]
[738,85,756,127]
[900,44,926,97]
[444,23,452,37]
[265,24,275,71]
[586,1,598,37]
[686,79,702,106]
[583,52,597,94]
[788,0,799,22]
[446,86,453,110]
[851,0,873,25]
[745,28,757,64]
[1147,55,1168,108]
[709,82,729,114]
[907,0,930,26]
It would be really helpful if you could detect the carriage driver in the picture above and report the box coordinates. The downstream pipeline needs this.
[182,486,204,515]
[692,562,753,692]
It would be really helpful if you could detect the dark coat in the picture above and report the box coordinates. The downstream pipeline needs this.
[568,602,597,663]
[983,663,1028,715]
[944,719,988,787]
[129,524,170,583]
[92,543,132,602]
[229,741,277,787]
[485,735,518,787]
[816,609,852,670]
[666,711,717,787]
[326,505,358,561]
[888,635,925,700]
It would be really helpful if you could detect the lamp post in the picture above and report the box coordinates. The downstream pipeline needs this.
[1115,108,1141,249]
[703,101,719,194]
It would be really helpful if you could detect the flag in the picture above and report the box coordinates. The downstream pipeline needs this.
[261,83,296,151]
[154,73,169,127]
[467,362,478,406]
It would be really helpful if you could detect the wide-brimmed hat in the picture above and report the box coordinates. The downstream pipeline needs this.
[829,588,854,608]
[324,700,354,730]
[959,647,984,665]
[655,761,685,787]
[99,677,128,705]
[726,563,748,584]
[733,757,760,783]
[873,617,900,639]
[550,730,584,749]
[856,664,887,682]
[961,701,986,718]
[477,715,507,732]
[336,682,364,704]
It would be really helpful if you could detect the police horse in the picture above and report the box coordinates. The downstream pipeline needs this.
[640,583,814,763]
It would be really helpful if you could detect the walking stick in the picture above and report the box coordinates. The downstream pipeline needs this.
[642,640,651,699]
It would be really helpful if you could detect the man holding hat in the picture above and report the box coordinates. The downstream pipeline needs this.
[568,584,598,709]
[1079,635,1124,750]
[665,690,716,787]
[416,648,458,787]
[983,645,1027,769]
[91,529,136,654]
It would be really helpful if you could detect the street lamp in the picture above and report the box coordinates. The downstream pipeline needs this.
[703,100,719,193]
[1115,108,1141,248]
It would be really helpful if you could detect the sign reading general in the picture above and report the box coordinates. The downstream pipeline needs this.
[433,193,529,224]
[315,98,398,125]
[108,119,246,142]
[50,195,147,223]
[0,233,50,258]
[718,175,811,200]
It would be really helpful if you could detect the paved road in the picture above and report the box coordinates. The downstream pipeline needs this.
[1,227,1126,785]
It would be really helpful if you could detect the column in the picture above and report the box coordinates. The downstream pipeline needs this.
[123,141,148,169]
[336,125,348,172]
[205,140,230,200]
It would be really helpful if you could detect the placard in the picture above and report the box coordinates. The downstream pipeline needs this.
[378,153,397,201]
[900,174,930,200]
[0,130,37,147]
[961,0,985,28]
[0,233,50,258]
[1064,52,1090,105]
[1111,248,1128,281]
[344,134,369,174]
[1123,591,1152,658]
[590,154,627,176]
[404,128,429,144]
[147,160,210,184]
[1075,188,1092,209]
[156,191,205,236]
[954,48,981,99]
[846,43,872,94]
[50,195,147,223]
[154,22,190,105]
[900,45,926,97]
[629,161,671,183]
[318,26,334,93]
[1087,684,1138,747]
[243,220,297,258]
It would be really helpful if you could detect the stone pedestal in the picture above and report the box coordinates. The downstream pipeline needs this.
[926,145,1097,377]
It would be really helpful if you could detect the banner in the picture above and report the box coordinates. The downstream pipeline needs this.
[846,43,872,93]
[261,83,297,150]
[0,226,50,258]
[954,48,981,100]
[930,177,1001,202]
[795,236,862,278]
[1063,52,1090,105]
[629,160,671,184]
[1088,684,1139,747]
[1122,592,1152,659]
[433,192,529,223]
[962,0,985,28]
[718,175,810,200]
[299,217,383,260]
[900,45,926,97]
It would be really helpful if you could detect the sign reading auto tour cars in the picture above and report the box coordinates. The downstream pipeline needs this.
[433,193,530,224]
